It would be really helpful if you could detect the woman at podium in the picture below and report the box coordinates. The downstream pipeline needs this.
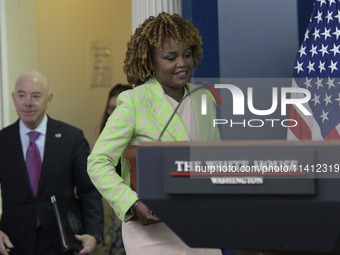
[88,12,220,255]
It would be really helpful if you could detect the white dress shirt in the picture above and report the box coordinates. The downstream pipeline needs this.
[19,114,48,161]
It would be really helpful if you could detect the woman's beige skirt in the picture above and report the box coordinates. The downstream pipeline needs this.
[122,221,222,255]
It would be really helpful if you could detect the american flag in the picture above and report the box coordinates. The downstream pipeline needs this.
[288,0,340,140]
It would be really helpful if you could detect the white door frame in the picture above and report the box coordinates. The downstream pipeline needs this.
[0,0,9,129]
[131,0,182,33]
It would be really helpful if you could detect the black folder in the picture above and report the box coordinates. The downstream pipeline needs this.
[50,195,84,252]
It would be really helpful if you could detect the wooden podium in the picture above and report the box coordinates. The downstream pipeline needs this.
[126,140,340,253]
[125,145,137,191]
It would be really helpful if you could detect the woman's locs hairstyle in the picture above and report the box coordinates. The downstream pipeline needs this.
[123,12,203,86]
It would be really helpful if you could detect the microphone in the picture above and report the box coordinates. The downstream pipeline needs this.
[157,84,204,141]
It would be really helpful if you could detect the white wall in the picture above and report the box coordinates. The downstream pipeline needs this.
[0,0,39,129]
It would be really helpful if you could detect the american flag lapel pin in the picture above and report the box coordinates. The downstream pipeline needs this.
[55,133,62,138]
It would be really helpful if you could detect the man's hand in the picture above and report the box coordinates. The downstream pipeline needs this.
[0,231,14,255]
[135,201,161,226]
[74,234,97,255]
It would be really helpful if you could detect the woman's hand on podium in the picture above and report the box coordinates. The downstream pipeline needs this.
[135,201,161,226]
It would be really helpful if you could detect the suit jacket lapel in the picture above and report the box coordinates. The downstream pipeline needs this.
[188,83,220,141]
[187,83,204,140]
[10,121,33,194]
[37,117,62,197]
[145,77,190,141]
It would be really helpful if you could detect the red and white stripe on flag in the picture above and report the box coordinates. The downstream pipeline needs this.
[287,80,340,140]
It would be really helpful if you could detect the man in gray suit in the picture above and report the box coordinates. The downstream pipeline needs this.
[0,71,103,255]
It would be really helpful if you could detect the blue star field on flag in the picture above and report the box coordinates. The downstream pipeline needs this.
[293,0,340,138]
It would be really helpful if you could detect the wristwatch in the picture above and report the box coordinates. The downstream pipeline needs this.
[94,235,102,244]
[130,199,140,215]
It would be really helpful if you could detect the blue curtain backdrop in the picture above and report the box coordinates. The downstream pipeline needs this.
[181,0,315,253]
[297,0,315,44]
[182,0,314,78]
[182,0,220,78]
